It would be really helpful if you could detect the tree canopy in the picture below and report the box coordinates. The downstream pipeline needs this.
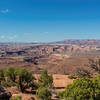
[38,70,53,88]
[58,75,100,100]
[36,70,53,100]
[36,87,52,100]
[15,68,35,93]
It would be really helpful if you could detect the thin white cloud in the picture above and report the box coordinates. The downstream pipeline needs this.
[44,32,49,34]
[0,35,17,41]
[8,35,17,40]
[33,41,39,43]
[0,9,9,13]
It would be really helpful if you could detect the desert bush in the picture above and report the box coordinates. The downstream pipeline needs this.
[58,76,100,100]
[36,87,52,100]
[10,96,21,100]
[76,67,91,78]
[36,70,53,100]
[89,59,100,73]
[15,68,35,93]
[4,67,16,82]
[57,91,65,99]
[38,70,53,88]
[92,74,100,99]
[31,82,38,90]
[0,67,35,93]
[68,74,76,79]
[1,81,15,87]
[0,69,5,81]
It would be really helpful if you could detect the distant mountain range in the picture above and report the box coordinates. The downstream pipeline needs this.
[0,40,100,46]
[51,40,100,45]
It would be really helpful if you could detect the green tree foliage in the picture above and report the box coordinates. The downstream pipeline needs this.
[58,75,100,100]
[1,81,15,87]
[68,74,76,79]
[58,91,65,99]
[10,96,21,100]
[0,69,5,81]
[15,68,34,93]
[36,70,53,100]
[4,67,16,82]
[36,87,52,100]
[0,67,35,93]
[38,70,53,88]
[92,74,100,99]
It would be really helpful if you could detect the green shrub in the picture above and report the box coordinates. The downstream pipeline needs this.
[0,67,35,93]
[38,70,53,88]
[68,74,76,79]
[0,69,5,81]
[58,76,100,100]
[31,82,39,90]
[10,96,21,100]
[92,74,100,99]
[36,87,51,100]
[36,70,53,100]
[76,67,91,78]
[89,59,100,73]
[57,91,65,99]
[4,67,16,82]
[15,68,35,93]
[1,81,15,87]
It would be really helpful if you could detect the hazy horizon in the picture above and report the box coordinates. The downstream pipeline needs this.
[0,39,100,44]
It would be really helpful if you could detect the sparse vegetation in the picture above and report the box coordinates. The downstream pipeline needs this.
[0,68,53,99]
[68,74,76,79]
[1,57,100,100]
[75,59,100,78]
[89,59,100,73]
[76,67,91,78]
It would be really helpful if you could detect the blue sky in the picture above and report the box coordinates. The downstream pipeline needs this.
[0,0,100,42]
